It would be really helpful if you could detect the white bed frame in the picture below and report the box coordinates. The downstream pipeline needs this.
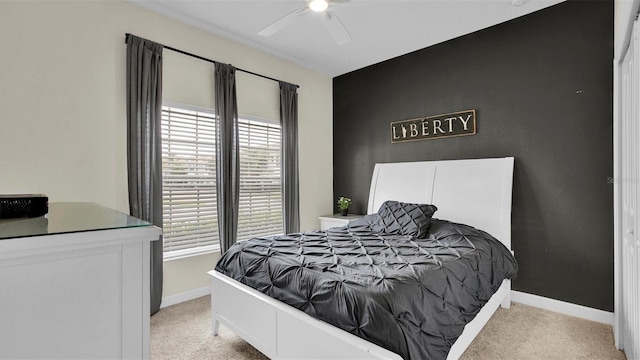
[208,157,515,360]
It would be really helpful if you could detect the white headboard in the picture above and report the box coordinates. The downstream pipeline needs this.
[367,157,514,248]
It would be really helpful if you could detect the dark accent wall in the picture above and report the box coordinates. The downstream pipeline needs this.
[333,0,614,311]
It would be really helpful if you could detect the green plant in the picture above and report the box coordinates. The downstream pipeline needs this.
[337,196,352,210]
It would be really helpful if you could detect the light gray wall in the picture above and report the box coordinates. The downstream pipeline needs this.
[0,0,333,299]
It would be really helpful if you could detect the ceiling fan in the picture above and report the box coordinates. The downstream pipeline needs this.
[258,0,352,45]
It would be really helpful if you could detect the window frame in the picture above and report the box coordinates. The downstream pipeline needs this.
[161,102,283,261]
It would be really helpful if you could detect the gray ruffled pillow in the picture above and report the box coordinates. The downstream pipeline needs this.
[374,200,438,238]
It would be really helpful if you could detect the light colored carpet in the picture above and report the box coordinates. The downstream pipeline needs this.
[151,296,626,360]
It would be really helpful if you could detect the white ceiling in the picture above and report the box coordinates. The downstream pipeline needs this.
[132,0,565,77]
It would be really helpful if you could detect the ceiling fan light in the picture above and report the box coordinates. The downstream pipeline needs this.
[309,0,329,12]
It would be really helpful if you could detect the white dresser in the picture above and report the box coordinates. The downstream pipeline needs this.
[318,213,362,230]
[0,202,161,359]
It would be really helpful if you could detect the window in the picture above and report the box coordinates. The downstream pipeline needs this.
[161,104,283,260]
[161,105,218,259]
[237,118,283,241]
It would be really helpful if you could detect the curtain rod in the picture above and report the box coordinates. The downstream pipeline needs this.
[125,33,299,88]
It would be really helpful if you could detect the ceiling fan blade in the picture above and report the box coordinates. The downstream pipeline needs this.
[322,10,351,45]
[258,7,309,37]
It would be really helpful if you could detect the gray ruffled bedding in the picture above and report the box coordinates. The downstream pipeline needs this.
[215,212,518,360]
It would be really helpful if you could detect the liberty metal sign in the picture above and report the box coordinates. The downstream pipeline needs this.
[390,110,476,143]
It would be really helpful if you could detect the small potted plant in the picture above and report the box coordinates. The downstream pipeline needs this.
[337,196,352,216]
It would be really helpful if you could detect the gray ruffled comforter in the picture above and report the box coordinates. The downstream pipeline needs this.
[215,215,518,360]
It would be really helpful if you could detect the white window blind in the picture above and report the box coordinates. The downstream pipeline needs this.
[161,106,218,258]
[238,118,283,241]
[161,104,283,259]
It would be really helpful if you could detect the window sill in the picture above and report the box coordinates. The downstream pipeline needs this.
[163,244,221,262]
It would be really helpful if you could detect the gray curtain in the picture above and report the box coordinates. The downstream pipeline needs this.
[125,34,163,315]
[214,63,240,254]
[279,82,300,233]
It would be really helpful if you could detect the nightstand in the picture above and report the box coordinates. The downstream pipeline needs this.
[319,213,363,230]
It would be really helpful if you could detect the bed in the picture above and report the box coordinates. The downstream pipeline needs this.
[208,157,516,360]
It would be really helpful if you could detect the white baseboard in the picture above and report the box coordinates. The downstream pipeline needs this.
[160,285,210,309]
[511,290,614,325]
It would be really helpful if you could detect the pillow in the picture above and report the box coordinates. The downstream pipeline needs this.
[375,201,437,238]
